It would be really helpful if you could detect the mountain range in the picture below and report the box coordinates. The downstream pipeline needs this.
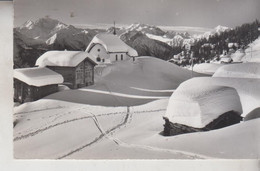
[14,17,230,68]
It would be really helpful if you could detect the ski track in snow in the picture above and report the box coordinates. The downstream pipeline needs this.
[13,109,166,142]
[60,108,210,159]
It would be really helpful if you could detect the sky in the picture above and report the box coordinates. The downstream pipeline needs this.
[14,0,260,28]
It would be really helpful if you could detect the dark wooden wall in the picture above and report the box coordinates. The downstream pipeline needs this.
[47,66,76,89]
[14,79,58,103]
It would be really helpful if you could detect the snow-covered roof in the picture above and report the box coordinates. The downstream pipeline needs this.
[164,79,242,128]
[14,67,64,87]
[86,33,138,56]
[213,62,260,79]
[36,51,96,67]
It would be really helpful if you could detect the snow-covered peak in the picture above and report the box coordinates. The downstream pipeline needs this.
[20,20,34,30]
[193,25,231,40]
[46,33,57,45]
[55,23,68,30]
[214,25,230,33]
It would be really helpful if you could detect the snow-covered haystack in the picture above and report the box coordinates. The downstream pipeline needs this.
[213,62,260,79]
[163,79,243,135]
[193,63,224,75]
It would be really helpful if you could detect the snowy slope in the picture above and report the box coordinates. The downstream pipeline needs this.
[213,62,260,78]
[242,37,260,62]
[94,57,200,90]
[14,96,260,159]
[193,63,225,75]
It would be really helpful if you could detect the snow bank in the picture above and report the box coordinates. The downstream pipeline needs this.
[164,81,242,128]
[193,63,224,75]
[86,33,138,56]
[36,51,93,67]
[14,67,63,87]
[213,62,260,78]
[242,37,260,62]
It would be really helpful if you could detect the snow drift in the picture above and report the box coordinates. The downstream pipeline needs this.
[213,62,260,79]
[193,63,224,75]
[164,80,242,128]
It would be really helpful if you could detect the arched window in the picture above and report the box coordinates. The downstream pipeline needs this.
[97,49,100,52]
[96,57,101,62]
[121,54,123,60]
[115,54,118,61]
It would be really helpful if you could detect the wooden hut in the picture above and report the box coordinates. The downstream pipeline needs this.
[35,51,97,89]
[14,67,64,103]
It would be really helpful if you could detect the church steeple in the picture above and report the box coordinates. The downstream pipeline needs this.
[113,21,116,35]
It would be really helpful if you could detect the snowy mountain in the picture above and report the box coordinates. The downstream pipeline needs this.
[194,25,231,39]
[14,18,105,67]
[14,17,231,68]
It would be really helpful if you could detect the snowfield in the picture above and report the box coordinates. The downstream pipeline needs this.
[13,56,260,159]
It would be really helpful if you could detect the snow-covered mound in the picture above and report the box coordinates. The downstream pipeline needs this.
[193,63,224,75]
[164,81,242,128]
[95,57,200,90]
[213,62,260,78]
[36,51,93,67]
[86,33,138,56]
[14,67,63,87]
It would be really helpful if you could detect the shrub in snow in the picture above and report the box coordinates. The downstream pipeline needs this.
[163,81,243,136]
